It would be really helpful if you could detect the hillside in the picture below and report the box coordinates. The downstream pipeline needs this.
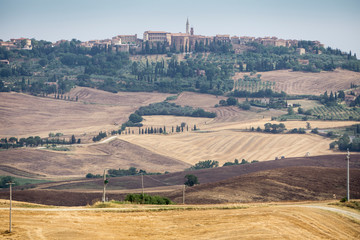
[0,89,170,138]
[234,69,360,95]
[166,167,360,204]
[0,139,190,178]
[1,154,359,206]
[120,130,336,165]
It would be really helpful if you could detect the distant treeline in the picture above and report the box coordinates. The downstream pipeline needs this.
[86,167,162,178]
[0,134,80,149]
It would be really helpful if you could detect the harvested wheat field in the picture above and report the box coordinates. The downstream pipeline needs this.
[208,119,360,132]
[120,130,335,165]
[0,201,359,240]
[0,139,189,178]
[233,69,360,95]
[0,89,170,138]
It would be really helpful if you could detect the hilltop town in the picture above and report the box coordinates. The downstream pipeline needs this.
[1,19,323,56]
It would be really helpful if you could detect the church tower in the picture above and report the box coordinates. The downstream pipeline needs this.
[186,18,189,34]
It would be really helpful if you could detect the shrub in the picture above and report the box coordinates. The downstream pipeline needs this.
[311,128,319,134]
[125,193,173,205]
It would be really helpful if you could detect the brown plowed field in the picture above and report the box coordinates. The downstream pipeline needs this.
[0,89,170,138]
[1,154,359,206]
[233,69,360,95]
[0,139,190,178]
[167,167,360,204]
[0,202,359,240]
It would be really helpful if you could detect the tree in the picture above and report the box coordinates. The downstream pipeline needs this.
[338,90,345,100]
[288,106,294,115]
[338,134,350,151]
[298,107,304,114]
[184,174,199,187]
[0,176,18,188]
[129,113,143,123]
[226,97,238,106]
[71,135,76,144]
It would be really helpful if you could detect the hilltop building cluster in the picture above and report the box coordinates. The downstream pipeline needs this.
[1,19,324,55]
[0,38,32,50]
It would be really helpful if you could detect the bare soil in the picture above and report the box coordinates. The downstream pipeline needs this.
[233,69,360,95]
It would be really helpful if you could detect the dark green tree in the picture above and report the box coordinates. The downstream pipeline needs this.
[184,174,199,187]
[71,135,76,144]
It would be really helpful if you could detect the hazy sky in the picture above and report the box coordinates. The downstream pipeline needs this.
[1,0,359,55]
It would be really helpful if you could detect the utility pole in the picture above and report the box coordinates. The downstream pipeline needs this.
[141,173,144,204]
[6,181,15,233]
[141,173,144,196]
[183,185,186,204]
[102,169,109,203]
[347,149,350,201]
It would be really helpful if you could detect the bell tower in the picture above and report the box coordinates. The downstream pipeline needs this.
[186,18,189,34]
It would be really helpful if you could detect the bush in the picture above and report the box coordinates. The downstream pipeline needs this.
[125,193,173,205]
[311,128,319,134]
[239,102,251,110]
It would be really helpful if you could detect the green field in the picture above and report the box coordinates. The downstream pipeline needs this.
[312,105,360,120]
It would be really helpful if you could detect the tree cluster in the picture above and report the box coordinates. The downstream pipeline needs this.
[92,131,107,142]
[187,160,219,170]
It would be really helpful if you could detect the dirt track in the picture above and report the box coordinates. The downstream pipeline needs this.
[0,202,359,240]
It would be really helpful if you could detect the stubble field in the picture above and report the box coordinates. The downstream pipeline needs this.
[0,201,359,240]
[233,69,360,95]
[120,130,335,165]
[0,88,171,138]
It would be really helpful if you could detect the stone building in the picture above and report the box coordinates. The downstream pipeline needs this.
[143,31,171,44]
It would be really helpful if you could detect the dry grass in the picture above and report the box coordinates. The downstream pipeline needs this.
[120,130,335,165]
[0,139,190,178]
[0,88,171,138]
[0,202,359,239]
[233,69,360,95]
